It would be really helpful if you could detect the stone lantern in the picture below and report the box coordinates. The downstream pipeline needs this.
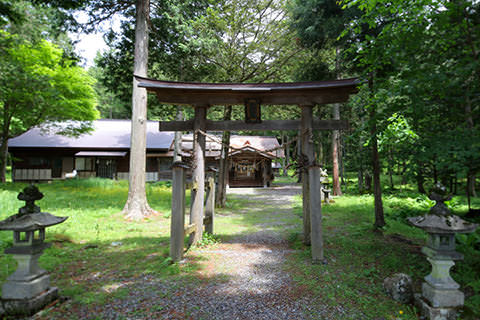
[0,185,67,316]
[408,183,478,320]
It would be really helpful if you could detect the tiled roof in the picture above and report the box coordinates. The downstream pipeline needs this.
[180,134,284,158]
[8,120,174,150]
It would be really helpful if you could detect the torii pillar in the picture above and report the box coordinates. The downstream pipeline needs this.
[189,105,207,245]
[301,105,324,263]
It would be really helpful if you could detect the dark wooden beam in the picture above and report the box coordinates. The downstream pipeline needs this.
[159,119,349,132]
[153,89,353,106]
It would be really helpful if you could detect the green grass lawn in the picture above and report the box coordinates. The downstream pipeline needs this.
[5,166,11,182]
[0,178,479,319]
[0,179,179,306]
[287,189,480,319]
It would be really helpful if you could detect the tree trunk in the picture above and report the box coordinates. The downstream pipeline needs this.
[332,46,342,196]
[317,133,323,166]
[0,103,11,183]
[369,76,385,229]
[123,0,153,220]
[285,135,290,175]
[0,138,8,183]
[189,106,206,245]
[364,171,372,191]
[216,105,232,207]
[400,161,407,185]
[340,137,345,186]
[465,96,476,198]
[454,174,458,195]
[449,175,454,194]
[358,166,364,193]
[416,164,426,194]
[388,148,394,189]
[301,106,314,246]
[468,172,477,198]
[281,132,286,176]
[332,103,342,196]
[297,130,302,183]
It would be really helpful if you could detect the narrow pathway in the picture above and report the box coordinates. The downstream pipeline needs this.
[161,185,336,320]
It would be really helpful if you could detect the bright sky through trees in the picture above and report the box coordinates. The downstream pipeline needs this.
[70,11,123,67]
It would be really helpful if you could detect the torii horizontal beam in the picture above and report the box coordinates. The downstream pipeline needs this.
[159,119,349,132]
[136,75,359,106]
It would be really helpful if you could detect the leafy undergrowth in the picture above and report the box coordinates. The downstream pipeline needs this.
[288,193,480,319]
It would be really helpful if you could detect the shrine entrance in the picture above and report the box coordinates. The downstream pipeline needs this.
[136,76,358,263]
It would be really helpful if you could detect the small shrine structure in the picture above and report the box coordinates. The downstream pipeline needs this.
[177,134,283,187]
[136,76,359,263]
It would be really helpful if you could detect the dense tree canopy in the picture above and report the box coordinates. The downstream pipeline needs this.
[338,0,479,193]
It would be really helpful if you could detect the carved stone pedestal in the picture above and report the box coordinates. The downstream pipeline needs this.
[0,237,59,316]
[415,294,459,320]
[2,287,58,316]
[412,235,465,320]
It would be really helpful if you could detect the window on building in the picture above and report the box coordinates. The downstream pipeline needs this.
[158,158,171,171]
[29,157,50,167]
[75,157,94,171]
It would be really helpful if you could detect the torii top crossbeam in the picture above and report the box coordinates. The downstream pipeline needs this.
[136,75,359,106]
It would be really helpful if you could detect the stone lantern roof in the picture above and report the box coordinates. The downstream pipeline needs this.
[407,183,478,234]
[0,185,67,232]
[0,212,67,232]
[408,215,477,234]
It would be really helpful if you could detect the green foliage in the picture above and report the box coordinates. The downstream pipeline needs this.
[338,0,480,192]
[0,31,98,139]
[194,232,220,248]
[289,191,480,318]
[289,0,360,55]
[186,0,299,83]
[0,0,23,25]
[88,63,130,119]
[0,27,99,181]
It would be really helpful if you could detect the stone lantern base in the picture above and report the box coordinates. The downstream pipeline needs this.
[0,243,59,317]
[1,287,58,317]
[415,294,459,320]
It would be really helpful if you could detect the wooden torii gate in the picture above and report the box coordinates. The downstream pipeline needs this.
[136,76,359,263]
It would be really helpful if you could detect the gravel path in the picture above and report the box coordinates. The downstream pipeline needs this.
[40,185,348,320]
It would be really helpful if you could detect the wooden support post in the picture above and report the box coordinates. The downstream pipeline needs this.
[301,106,312,245]
[302,105,324,263]
[170,162,186,262]
[262,161,268,188]
[189,105,207,245]
[309,165,324,263]
[204,175,215,234]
